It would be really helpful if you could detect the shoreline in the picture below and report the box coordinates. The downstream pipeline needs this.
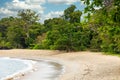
[0,57,36,80]
[0,49,120,80]
[20,59,65,80]
[0,57,65,80]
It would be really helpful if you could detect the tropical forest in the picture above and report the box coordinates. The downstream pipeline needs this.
[0,0,120,54]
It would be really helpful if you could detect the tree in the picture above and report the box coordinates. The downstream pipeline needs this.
[70,10,82,23]
[0,9,43,48]
[0,17,17,49]
[40,17,91,51]
[18,9,39,37]
[7,25,24,48]
[0,17,15,37]
[63,5,82,23]
[81,0,120,53]
[81,0,120,22]
[64,5,76,20]
[17,9,40,47]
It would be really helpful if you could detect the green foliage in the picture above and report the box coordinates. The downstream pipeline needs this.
[18,9,39,23]
[64,5,76,20]
[0,9,44,49]
[63,5,82,23]
[17,9,41,48]
[70,10,82,23]
[7,25,24,48]
[0,2,119,54]
[81,0,120,53]
[39,18,91,51]
[0,40,11,49]
[99,25,120,53]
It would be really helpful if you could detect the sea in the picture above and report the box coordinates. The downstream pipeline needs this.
[0,57,35,80]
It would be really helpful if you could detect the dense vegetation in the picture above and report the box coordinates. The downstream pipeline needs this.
[0,0,119,54]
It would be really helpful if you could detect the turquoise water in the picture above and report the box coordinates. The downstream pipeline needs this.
[0,58,33,80]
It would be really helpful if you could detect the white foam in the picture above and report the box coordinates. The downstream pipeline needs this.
[0,57,36,80]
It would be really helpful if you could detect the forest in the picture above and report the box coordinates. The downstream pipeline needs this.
[0,0,119,54]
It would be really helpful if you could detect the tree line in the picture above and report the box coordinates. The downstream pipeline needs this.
[0,0,119,53]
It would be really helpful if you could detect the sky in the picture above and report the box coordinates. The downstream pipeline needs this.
[0,0,85,23]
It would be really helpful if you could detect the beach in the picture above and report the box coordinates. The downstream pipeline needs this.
[0,49,120,80]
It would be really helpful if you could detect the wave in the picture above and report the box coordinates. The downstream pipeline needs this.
[0,57,36,80]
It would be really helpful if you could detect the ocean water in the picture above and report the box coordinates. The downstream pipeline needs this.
[0,57,34,80]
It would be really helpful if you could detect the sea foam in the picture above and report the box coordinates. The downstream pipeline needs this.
[0,57,36,80]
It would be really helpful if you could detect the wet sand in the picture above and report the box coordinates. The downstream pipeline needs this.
[0,49,120,80]
[20,59,64,80]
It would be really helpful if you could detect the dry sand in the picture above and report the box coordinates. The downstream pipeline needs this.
[0,49,120,80]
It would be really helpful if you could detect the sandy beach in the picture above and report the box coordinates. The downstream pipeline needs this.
[0,49,120,80]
